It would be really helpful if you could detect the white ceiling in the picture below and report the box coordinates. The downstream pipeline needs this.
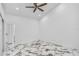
[2,3,59,19]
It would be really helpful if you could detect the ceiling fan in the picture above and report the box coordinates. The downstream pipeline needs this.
[25,3,47,13]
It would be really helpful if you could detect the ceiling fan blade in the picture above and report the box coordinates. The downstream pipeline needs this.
[38,3,47,7]
[38,8,44,12]
[25,6,34,8]
[33,3,37,7]
[33,8,37,13]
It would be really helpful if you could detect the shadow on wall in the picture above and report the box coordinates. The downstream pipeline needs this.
[0,14,2,55]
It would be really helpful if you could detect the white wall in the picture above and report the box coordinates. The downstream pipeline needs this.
[0,3,3,55]
[5,14,40,44]
[40,4,79,49]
